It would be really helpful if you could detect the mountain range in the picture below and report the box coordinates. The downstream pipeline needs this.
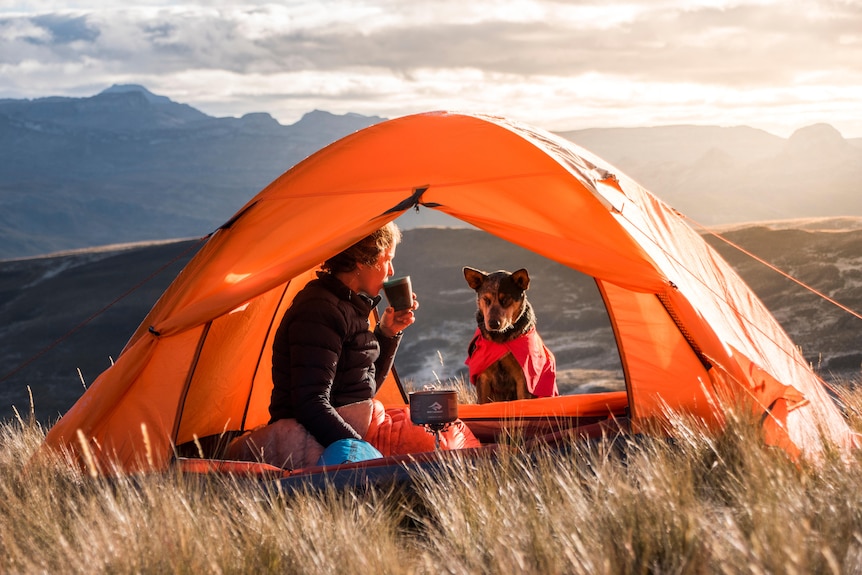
[0,84,384,259]
[2,84,862,260]
[563,123,862,226]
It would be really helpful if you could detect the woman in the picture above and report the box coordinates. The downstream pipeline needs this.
[269,222,417,455]
[226,222,418,468]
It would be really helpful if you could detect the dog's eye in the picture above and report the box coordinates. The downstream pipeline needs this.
[482,296,493,305]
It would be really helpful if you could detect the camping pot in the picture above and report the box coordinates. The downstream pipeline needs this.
[409,389,459,426]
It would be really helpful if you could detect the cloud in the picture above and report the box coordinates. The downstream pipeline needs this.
[6,2,861,82]
[26,13,99,45]
[0,1,861,136]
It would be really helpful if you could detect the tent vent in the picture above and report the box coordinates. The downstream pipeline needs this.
[656,292,712,370]
[384,186,441,214]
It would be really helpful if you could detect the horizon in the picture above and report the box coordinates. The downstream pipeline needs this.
[7,213,862,265]
[2,1,861,138]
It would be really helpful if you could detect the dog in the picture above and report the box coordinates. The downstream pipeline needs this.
[463,267,558,404]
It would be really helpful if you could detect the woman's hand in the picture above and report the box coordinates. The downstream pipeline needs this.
[378,293,418,338]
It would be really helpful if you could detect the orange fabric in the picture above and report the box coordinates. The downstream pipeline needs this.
[465,327,558,397]
[597,282,717,426]
[364,400,481,456]
[39,111,856,475]
[176,458,285,477]
[457,391,629,421]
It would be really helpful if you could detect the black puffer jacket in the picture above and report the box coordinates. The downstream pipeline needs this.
[269,272,401,446]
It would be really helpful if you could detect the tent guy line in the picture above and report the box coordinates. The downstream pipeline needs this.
[688,214,862,324]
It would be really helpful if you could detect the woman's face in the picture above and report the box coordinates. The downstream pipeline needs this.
[357,243,396,296]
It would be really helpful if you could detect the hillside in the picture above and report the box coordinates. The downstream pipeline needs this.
[2,223,860,424]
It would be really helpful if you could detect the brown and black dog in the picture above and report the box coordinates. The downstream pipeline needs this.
[463,267,558,404]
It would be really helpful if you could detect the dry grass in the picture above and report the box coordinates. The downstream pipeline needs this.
[5,387,862,574]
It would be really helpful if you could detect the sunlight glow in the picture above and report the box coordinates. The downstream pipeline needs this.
[225,273,251,284]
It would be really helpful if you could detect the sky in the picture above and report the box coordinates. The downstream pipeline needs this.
[1,0,861,138]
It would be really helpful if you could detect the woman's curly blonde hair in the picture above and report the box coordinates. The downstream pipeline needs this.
[323,221,402,274]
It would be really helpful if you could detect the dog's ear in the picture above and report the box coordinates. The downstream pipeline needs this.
[463,267,488,290]
[511,269,530,291]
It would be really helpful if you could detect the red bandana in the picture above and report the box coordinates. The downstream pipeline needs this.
[465,327,558,398]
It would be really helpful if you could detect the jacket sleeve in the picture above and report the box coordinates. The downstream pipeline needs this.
[373,326,402,390]
[278,303,363,447]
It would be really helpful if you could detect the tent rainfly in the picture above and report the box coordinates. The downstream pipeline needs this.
[41,111,858,474]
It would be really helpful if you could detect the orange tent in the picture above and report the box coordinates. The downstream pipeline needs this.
[42,111,856,474]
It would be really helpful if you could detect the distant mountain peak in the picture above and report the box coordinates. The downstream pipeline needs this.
[788,122,843,142]
[241,111,278,123]
[99,84,173,105]
[784,123,849,158]
[301,109,337,120]
[295,109,385,125]
[238,112,282,130]
[289,109,385,135]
